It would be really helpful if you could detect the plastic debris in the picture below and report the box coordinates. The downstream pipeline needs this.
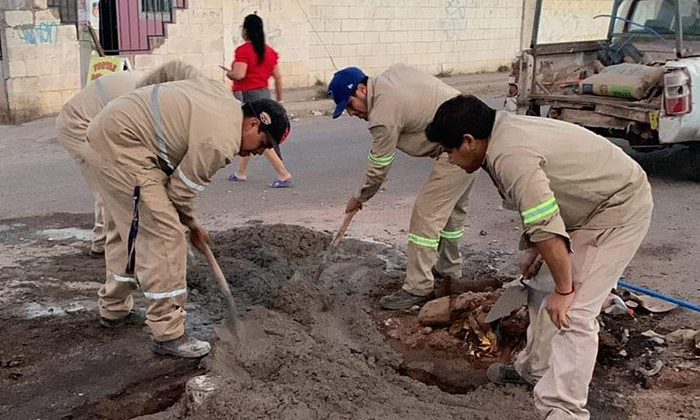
[603,293,634,316]
[637,360,664,377]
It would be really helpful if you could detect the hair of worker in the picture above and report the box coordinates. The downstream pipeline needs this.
[426,95,497,149]
[243,14,266,64]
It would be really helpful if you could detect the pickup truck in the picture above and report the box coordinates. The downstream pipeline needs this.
[508,0,700,179]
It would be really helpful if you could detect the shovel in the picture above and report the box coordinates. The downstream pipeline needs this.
[313,209,359,284]
[200,242,240,340]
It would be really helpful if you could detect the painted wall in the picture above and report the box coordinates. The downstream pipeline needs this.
[1,0,81,123]
[132,0,226,83]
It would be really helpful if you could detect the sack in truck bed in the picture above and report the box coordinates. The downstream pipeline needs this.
[579,63,663,100]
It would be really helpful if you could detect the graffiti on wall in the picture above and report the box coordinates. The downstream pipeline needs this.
[16,22,60,46]
[441,0,467,41]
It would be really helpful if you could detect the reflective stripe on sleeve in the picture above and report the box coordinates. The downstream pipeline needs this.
[94,78,109,107]
[408,233,439,249]
[522,196,559,225]
[176,167,205,192]
[368,152,395,167]
[150,84,174,171]
[143,288,187,300]
[440,229,464,239]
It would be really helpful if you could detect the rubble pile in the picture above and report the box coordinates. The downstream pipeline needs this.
[384,290,529,363]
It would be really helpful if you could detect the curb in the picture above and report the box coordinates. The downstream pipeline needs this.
[285,77,508,119]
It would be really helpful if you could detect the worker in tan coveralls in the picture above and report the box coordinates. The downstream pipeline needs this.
[56,61,202,254]
[87,79,290,358]
[426,95,653,420]
[327,64,477,310]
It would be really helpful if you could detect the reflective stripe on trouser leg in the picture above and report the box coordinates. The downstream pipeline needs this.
[404,155,477,296]
[98,205,137,320]
[534,218,650,420]
[435,177,474,279]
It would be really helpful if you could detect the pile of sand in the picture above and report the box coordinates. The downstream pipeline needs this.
[181,224,537,420]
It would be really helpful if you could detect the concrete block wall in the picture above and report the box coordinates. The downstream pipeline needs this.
[538,0,614,43]
[0,0,81,123]
[224,0,614,88]
[225,0,523,87]
[223,0,311,91]
[132,0,226,83]
[304,0,523,85]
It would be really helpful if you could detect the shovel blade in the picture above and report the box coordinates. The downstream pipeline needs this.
[485,286,528,323]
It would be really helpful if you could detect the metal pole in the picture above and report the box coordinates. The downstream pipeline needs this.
[607,0,622,41]
[676,0,684,58]
[529,0,543,49]
[529,0,544,97]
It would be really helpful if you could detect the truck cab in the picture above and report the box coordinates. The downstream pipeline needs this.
[510,0,700,176]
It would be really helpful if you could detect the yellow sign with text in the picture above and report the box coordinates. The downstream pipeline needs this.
[87,57,127,83]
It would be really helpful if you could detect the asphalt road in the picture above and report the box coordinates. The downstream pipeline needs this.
[1,94,699,311]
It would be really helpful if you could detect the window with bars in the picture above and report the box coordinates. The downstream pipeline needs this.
[142,0,172,13]
[47,0,79,24]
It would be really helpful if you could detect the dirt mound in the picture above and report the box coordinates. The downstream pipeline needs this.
[182,225,536,420]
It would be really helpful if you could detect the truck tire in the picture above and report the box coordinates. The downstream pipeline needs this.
[689,145,700,182]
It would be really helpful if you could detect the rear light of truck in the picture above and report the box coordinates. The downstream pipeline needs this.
[663,69,692,116]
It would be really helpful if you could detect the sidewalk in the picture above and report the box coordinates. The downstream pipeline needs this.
[283,71,509,118]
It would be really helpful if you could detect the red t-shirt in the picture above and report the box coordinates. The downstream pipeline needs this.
[232,42,279,92]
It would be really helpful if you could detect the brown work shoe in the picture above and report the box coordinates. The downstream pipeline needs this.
[153,336,211,359]
[380,290,429,310]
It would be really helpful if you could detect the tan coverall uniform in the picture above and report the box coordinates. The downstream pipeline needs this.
[359,64,477,296]
[484,112,653,420]
[87,78,241,341]
[56,71,143,252]
[56,62,202,253]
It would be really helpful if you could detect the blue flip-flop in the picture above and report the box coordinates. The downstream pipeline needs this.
[228,173,247,182]
[270,179,292,188]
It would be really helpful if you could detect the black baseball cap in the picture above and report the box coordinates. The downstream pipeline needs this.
[247,98,290,158]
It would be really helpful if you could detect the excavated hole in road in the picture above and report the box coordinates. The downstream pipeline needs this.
[175,224,514,419]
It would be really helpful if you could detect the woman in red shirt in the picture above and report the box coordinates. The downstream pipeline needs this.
[226,14,292,188]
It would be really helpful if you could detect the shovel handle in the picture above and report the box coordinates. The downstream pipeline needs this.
[332,209,358,247]
[201,242,238,318]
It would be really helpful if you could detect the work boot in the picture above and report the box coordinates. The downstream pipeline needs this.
[486,363,532,386]
[380,289,429,310]
[153,336,211,359]
[89,247,105,257]
[100,310,134,328]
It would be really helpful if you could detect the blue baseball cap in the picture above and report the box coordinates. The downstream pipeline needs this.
[328,67,367,119]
